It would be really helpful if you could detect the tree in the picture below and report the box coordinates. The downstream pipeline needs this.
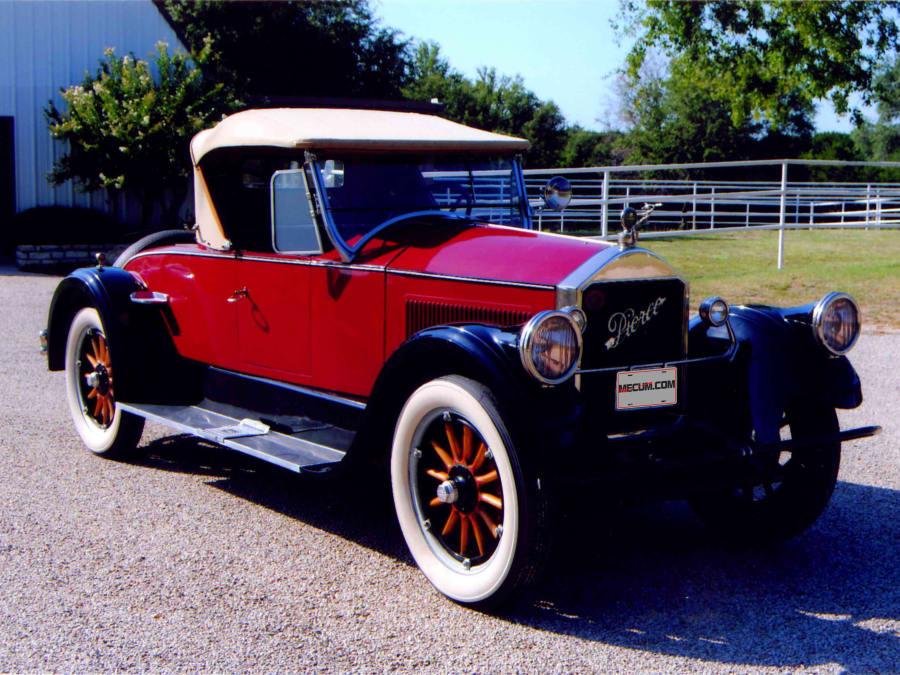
[46,42,233,226]
[559,127,626,168]
[616,55,814,176]
[403,42,569,166]
[162,0,411,101]
[619,1,900,127]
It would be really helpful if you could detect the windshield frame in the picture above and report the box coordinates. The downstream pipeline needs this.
[305,151,532,262]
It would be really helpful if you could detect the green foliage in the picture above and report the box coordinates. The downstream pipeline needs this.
[619,0,900,127]
[617,56,813,175]
[46,42,233,225]
[403,42,569,166]
[560,127,626,168]
[162,0,411,100]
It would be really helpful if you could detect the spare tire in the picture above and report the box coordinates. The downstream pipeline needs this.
[114,229,196,267]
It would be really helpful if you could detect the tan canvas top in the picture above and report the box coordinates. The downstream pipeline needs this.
[190,108,530,163]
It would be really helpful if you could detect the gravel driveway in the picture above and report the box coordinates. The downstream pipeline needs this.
[1,269,897,673]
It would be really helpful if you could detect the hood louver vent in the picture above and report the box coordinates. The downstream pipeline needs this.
[406,299,530,337]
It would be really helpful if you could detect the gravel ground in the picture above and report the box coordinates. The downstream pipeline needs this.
[1,269,897,674]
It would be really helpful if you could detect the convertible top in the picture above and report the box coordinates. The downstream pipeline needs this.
[190,108,530,163]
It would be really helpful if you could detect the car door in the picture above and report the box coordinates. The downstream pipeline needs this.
[233,169,322,385]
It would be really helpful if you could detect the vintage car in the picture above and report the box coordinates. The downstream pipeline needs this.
[42,106,879,608]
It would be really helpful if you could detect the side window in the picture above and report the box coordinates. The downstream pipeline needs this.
[271,169,323,254]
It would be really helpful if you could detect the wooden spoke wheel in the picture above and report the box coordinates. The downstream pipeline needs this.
[416,413,504,565]
[689,402,841,543]
[391,376,547,608]
[64,307,143,457]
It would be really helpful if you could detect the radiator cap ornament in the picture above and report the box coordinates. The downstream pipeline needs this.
[619,207,639,249]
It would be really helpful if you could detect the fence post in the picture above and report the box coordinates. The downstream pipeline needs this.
[876,187,882,226]
[777,162,787,270]
[865,184,871,230]
[809,202,814,230]
[692,182,697,229]
[599,170,609,238]
[710,187,716,229]
[745,203,750,227]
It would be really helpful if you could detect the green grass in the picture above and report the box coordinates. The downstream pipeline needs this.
[633,230,900,329]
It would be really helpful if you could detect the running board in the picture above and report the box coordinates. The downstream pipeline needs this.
[118,402,351,473]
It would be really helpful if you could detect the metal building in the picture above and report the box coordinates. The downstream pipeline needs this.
[0,0,186,239]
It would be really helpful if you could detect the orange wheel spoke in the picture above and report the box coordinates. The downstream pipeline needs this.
[91,337,101,362]
[441,509,459,536]
[476,508,499,538]
[93,396,103,418]
[444,422,462,462]
[462,425,473,463]
[475,470,498,486]
[469,515,485,556]
[429,441,454,470]
[470,443,487,471]
[459,515,469,555]
[86,388,97,400]
[85,353,98,369]
[480,493,502,510]
[429,496,443,508]
[425,469,449,482]
[99,338,109,365]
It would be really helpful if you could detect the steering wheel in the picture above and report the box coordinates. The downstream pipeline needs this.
[449,190,473,216]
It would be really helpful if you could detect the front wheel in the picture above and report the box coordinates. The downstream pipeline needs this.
[64,307,144,457]
[690,402,841,543]
[391,376,547,608]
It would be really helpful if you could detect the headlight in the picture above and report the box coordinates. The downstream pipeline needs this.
[812,292,860,355]
[519,310,583,384]
[698,297,729,327]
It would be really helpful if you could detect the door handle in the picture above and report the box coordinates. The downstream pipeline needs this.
[227,287,248,303]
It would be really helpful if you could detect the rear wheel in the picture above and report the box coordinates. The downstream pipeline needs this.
[391,376,547,608]
[64,307,144,457]
[690,402,841,543]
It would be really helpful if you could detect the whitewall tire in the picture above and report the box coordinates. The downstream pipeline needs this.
[391,375,543,607]
[64,307,144,457]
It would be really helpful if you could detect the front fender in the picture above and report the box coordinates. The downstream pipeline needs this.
[688,304,863,444]
[360,324,581,462]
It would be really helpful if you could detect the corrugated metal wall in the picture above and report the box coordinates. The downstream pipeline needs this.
[0,0,186,223]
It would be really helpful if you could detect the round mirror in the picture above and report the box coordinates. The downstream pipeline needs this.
[621,207,638,232]
[542,176,572,211]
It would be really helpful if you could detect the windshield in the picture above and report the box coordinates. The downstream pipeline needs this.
[312,155,530,246]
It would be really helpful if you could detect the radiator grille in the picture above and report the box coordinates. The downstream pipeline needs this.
[406,299,530,337]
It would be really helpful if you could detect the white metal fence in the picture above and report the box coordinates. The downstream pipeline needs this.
[524,159,900,269]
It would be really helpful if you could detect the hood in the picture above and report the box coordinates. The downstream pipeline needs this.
[385,223,614,287]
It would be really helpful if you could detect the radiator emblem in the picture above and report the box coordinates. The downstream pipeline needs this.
[605,296,667,350]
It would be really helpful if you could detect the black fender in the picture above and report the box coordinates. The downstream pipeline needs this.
[688,304,862,444]
[45,265,196,403]
[356,323,581,464]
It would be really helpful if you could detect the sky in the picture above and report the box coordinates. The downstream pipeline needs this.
[374,0,867,134]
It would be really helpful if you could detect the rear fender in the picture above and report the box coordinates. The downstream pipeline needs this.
[46,266,195,402]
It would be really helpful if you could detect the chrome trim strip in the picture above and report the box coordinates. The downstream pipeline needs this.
[387,268,554,291]
[555,247,620,307]
[209,367,367,410]
[130,291,170,305]
[126,248,551,289]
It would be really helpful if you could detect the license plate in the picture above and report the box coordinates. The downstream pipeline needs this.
[616,367,677,411]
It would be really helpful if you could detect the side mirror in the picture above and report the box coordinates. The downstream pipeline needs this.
[542,176,572,211]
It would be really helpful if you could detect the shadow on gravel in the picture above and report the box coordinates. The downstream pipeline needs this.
[133,435,898,672]
[514,481,900,673]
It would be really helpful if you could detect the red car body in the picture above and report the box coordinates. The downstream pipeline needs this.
[44,106,877,608]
